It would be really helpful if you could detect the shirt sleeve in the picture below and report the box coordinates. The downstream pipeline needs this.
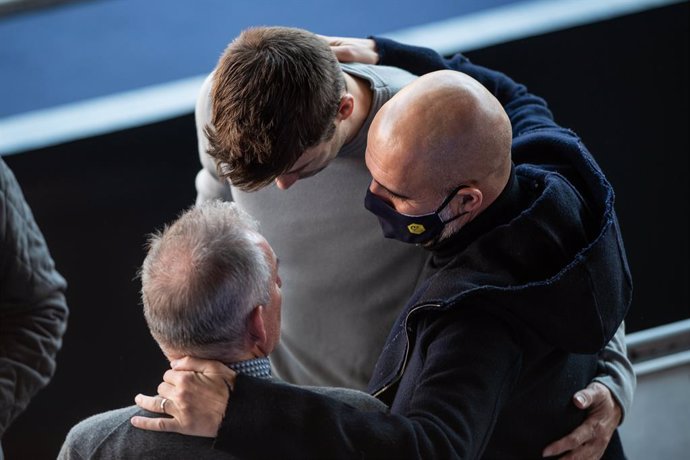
[0,159,69,437]
[593,321,636,422]
[214,309,522,459]
[194,72,233,205]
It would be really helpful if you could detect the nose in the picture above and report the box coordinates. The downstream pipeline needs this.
[368,180,388,198]
[275,173,299,190]
[368,180,394,206]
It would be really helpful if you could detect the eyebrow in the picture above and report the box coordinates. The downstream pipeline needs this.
[374,180,411,200]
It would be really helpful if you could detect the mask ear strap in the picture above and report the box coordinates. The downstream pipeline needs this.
[440,210,468,225]
[435,184,467,213]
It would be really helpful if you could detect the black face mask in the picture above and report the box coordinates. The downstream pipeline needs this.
[364,185,467,245]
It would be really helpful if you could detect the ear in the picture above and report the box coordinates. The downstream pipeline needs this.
[454,187,483,214]
[247,305,268,347]
[336,94,355,121]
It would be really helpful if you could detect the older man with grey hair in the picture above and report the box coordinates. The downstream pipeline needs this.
[58,201,386,460]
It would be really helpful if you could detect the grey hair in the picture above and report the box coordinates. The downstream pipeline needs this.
[140,200,271,362]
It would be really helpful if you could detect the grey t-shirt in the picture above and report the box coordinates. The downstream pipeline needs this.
[195,63,428,390]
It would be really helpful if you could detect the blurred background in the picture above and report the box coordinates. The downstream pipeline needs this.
[1,0,688,458]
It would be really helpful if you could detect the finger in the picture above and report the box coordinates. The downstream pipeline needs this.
[130,414,179,433]
[157,381,176,398]
[135,394,168,414]
[558,442,606,460]
[557,443,600,460]
[171,356,226,373]
[163,368,188,385]
[163,368,210,387]
[315,33,333,44]
[172,359,237,389]
[542,423,594,457]
[333,47,358,63]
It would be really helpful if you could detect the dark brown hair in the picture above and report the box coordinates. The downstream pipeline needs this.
[205,26,345,191]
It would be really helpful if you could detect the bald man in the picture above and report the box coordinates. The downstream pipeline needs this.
[364,70,512,246]
[131,38,631,459]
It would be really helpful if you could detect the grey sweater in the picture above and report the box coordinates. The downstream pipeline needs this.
[195,63,429,390]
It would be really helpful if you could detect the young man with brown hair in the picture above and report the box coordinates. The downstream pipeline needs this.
[205,26,347,191]
[194,26,429,394]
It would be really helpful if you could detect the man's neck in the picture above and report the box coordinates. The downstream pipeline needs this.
[342,72,373,144]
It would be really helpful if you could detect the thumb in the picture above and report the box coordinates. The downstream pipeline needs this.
[573,386,597,409]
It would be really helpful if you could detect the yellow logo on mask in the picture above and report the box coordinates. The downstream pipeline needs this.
[407,223,426,235]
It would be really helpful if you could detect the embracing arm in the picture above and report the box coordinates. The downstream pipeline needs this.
[194,72,233,205]
[134,309,522,459]
[0,160,68,436]
[373,37,557,137]
[374,37,634,458]
[326,34,555,136]
[330,36,630,458]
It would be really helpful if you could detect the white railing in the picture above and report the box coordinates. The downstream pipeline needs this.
[619,318,690,459]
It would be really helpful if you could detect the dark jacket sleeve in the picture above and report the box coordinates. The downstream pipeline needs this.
[374,37,610,206]
[214,309,522,459]
[374,36,561,140]
[0,158,68,436]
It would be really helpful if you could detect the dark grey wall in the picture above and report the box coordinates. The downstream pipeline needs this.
[3,116,200,459]
[2,3,687,458]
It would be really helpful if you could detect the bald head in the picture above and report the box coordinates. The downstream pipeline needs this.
[367,70,512,209]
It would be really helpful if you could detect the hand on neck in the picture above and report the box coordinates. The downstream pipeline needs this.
[163,344,269,367]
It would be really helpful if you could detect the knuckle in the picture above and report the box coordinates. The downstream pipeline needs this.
[558,435,575,448]
[574,430,590,445]
[180,372,195,384]
[174,393,190,411]
[156,418,167,430]
[589,423,598,440]
[177,387,191,400]
[140,397,154,410]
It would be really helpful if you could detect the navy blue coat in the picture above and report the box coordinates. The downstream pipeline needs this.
[215,39,632,459]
